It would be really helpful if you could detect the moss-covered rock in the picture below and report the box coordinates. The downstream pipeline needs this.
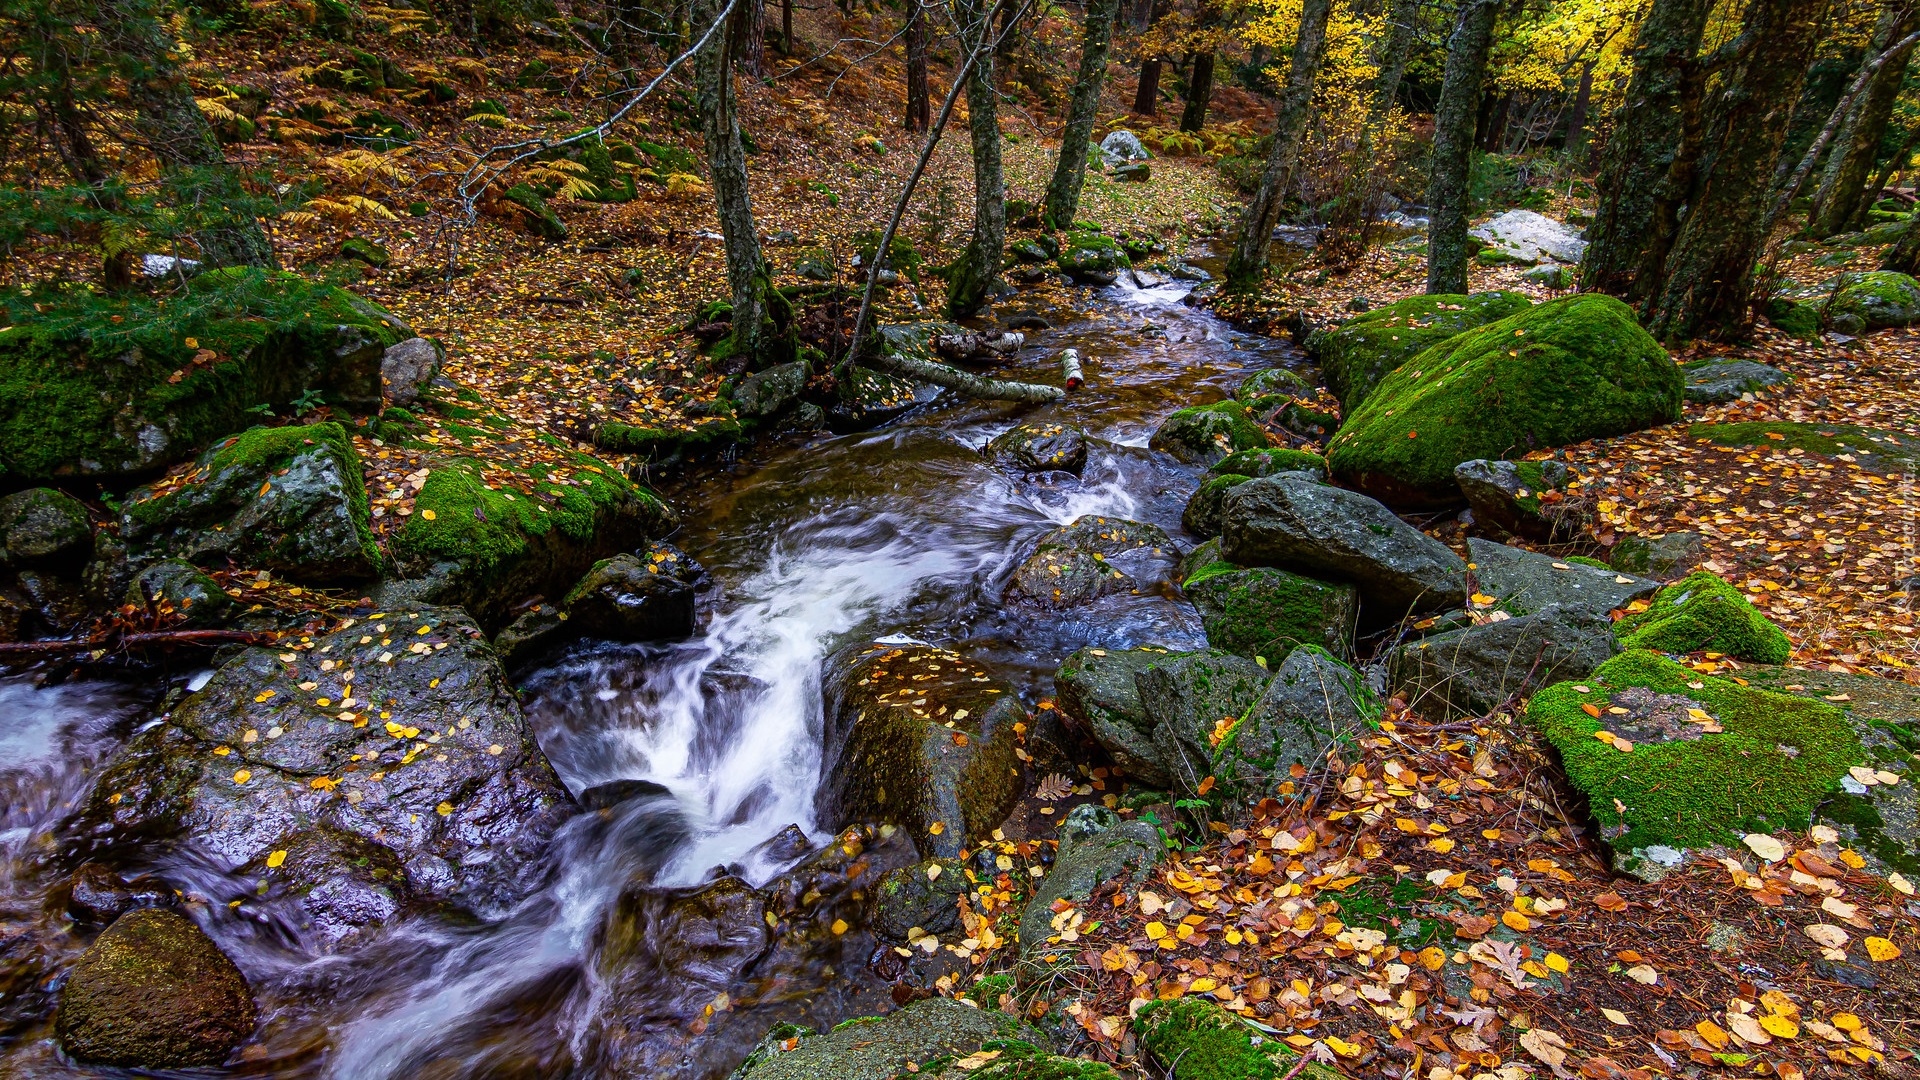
[1150,400,1270,466]
[732,998,1047,1079]
[0,271,407,482]
[1138,649,1273,797]
[1613,570,1792,663]
[1306,291,1532,412]
[1183,563,1357,661]
[1019,805,1161,971]
[1685,421,1919,473]
[1825,270,1920,331]
[1608,531,1703,580]
[389,451,674,630]
[54,908,256,1068]
[1055,645,1179,786]
[820,643,1025,857]
[504,184,567,240]
[0,487,92,570]
[124,558,237,628]
[1135,998,1341,1080]
[121,422,380,584]
[732,361,810,419]
[1182,473,1249,538]
[1209,447,1326,480]
[1453,458,1588,542]
[871,857,966,938]
[594,417,743,460]
[1055,230,1132,284]
[985,422,1091,474]
[830,366,924,430]
[1212,647,1375,800]
[1527,651,1859,851]
[1232,368,1313,412]
[1763,297,1823,340]
[1327,294,1683,509]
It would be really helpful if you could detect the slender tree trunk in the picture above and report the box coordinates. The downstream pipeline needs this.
[444,0,483,53]
[731,0,766,77]
[1042,0,1120,228]
[782,0,793,53]
[1564,61,1595,151]
[1225,0,1334,285]
[1809,2,1915,237]
[1424,0,1499,295]
[1648,0,1831,342]
[1579,0,1715,297]
[1371,0,1419,118]
[96,0,275,268]
[1134,57,1163,114]
[695,0,770,362]
[1179,49,1216,132]
[946,0,1006,317]
[1865,124,1920,209]
[905,3,931,130]
[1883,214,1920,273]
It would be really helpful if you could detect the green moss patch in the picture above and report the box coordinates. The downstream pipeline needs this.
[1134,999,1341,1080]
[1686,421,1919,473]
[1183,565,1358,660]
[1307,290,1531,412]
[1209,447,1326,479]
[1527,650,1859,850]
[1614,571,1792,663]
[1150,401,1271,466]
[1327,294,1682,508]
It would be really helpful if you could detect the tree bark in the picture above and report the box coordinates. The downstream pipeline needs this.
[695,0,770,362]
[1225,0,1335,285]
[1424,0,1499,295]
[1042,0,1120,228]
[1578,0,1715,298]
[871,349,1063,400]
[731,0,766,77]
[1883,214,1920,273]
[1564,60,1595,152]
[1371,0,1419,118]
[1179,49,1216,132]
[95,0,276,268]
[1648,0,1831,342]
[1809,2,1916,237]
[945,0,1007,317]
[1475,91,1510,152]
[1864,123,1920,208]
[1134,57,1163,114]
[1767,28,1920,237]
[905,3,931,130]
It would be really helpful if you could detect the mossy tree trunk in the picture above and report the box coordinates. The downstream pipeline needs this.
[1224,0,1334,287]
[1042,0,1119,229]
[1579,0,1714,299]
[695,0,770,362]
[1371,0,1419,118]
[946,0,1007,318]
[730,0,766,77]
[1423,0,1499,295]
[1178,49,1216,132]
[1809,1,1916,237]
[1648,0,1831,343]
[96,0,276,269]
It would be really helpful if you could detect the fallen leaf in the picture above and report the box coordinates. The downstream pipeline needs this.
[1743,834,1787,862]
[1603,1008,1631,1026]
[1865,936,1902,961]
[1624,964,1659,985]
[1519,1028,1569,1066]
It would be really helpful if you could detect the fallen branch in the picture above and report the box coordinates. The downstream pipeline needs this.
[0,629,275,662]
[868,349,1062,403]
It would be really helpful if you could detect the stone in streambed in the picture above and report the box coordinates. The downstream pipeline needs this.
[1149,400,1269,466]
[55,908,256,1069]
[123,558,238,628]
[871,858,967,939]
[1182,473,1250,538]
[819,643,1024,858]
[1212,647,1375,802]
[0,487,92,571]
[1220,474,1466,619]
[1054,645,1178,787]
[1008,516,1179,607]
[240,824,413,950]
[984,422,1090,474]
[732,361,810,419]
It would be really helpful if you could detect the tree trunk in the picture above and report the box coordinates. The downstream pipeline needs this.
[1579,0,1714,298]
[905,4,931,130]
[1225,0,1334,285]
[1865,124,1920,209]
[1809,1,1915,237]
[731,0,766,77]
[444,0,483,53]
[96,0,275,268]
[1648,0,1830,342]
[1371,0,1419,118]
[1042,0,1120,228]
[1564,61,1595,152]
[1179,49,1216,132]
[1474,91,1509,152]
[1424,0,1499,295]
[695,0,771,362]
[1883,214,1920,273]
[1134,57,1163,114]
[946,0,1006,317]
[782,0,794,52]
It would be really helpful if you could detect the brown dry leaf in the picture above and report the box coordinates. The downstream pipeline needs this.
[1034,773,1073,801]
[1594,891,1628,912]
[1519,1028,1569,1067]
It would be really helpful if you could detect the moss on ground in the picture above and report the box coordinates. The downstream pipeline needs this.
[1307,290,1532,412]
[1614,571,1792,663]
[1326,294,1682,508]
[1527,651,1859,850]
[1686,421,1919,473]
[1134,999,1341,1080]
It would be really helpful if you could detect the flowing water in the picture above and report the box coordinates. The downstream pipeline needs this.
[0,256,1309,1078]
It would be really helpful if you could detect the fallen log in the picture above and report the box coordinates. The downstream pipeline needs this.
[868,350,1063,404]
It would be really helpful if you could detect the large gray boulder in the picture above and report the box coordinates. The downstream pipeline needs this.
[1390,603,1618,718]
[380,337,443,407]
[1018,805,1160,963]
[1681,359,1791,404]
[1467,538,1658,618]
[124,558,237,628]
[119,422,379,584]
[1100,129,1150,167]
[70,607,571,918]
[1138,649,1272,796]
[1212,648,1374,799]
[1453,458,1587,542]
[1054,645,1177,786]
[0,487,91,570]
[1469,210,1588,264]
[55,908,256,1069]
[732,361,810,419]
[493,541,704,669]
[984,422,1090,474]
[1220,474,1466,619]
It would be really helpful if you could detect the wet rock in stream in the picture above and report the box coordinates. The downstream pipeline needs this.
[1007,515,1180,608]
[55,908,257,1069]
[982,422,1090,475]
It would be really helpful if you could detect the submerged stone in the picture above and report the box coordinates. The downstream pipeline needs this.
[55,909,256,1069]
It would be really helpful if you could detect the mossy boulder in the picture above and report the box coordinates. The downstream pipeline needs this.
[1182,473,1250,537]
[339,237,391,268]
[1138,649,1273,797]
[1306,290,1532,412]
[120,422,380,584]
[732,361,810,419]
[389,452,675,631]
[820,643,1025,858]
[124,558,237,628]
[1684,421,1919,473]
[871,857,967,938]
[1825,270,1920,331]
[1453,458,1588,542]
[1608,531,1703,580]
[1018,804,1160,966]
[1613,570,1792,663]
[1763,297,1822,341]
[731,998,1048,1080]
[0,271,408,482]
[1527,650,1860,851]
[1327,294,1683,509]
[1056,230,1132,284]
[1212,647,1375,801]
[1209,447,1326,480]
[562,550,700,642]
[55,908,256,1069]
[1055,645,1179,786]
[595,417,744,460]
[985,422,1090,474]
[70,607,571,914]
[829,366,924,430]
[1183,562,1358,661]
[1233,367,1313,411]
[1008,516,1179,607]
[0,487,92,570]
[503,184,567,240]
[1681,359,1791,404]
[1135,998,1342,1080]
[1149,400,1270,466]
[1466,538,1657,618]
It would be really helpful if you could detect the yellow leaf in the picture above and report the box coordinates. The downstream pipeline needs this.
[1324,1036,1361,1059]
[1544,952,1569,973]
[266,849,287,868]
[1501,910,1531,932]
[1189,978,1218,992]
[1624,964,1658,985]
[436,801,454,816]
[1865,937,1902,962]
[1603,1008,1631,1026]
[1759,1013,1799,1039]
[421,509,437,520]
[232,769,252,784]
[1695,1020,1730,1048]
[831,919,848,935]
[1145,921,1168,941]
